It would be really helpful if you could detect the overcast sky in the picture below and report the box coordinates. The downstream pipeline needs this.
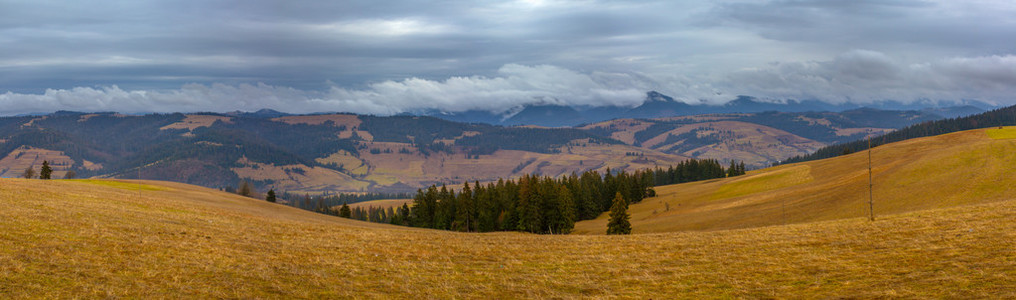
[2,0,1015,115]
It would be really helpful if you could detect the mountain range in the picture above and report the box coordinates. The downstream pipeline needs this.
[0,101,958,194]
[426,91,990,127]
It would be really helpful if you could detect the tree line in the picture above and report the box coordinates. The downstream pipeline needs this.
[320,159,747,234]
[403,169,652,234]
[649,158,743,186]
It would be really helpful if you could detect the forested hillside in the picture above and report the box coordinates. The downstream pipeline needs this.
[579,108,944,168]
[0,112,673,193]
[0,107,959,194]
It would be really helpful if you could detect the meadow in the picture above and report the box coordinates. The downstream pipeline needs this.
[574,127,1016,233]
[2,174,1014,298]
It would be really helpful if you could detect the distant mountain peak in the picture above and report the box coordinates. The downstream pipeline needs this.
[226,108,291,118]
[645,91,675,102]
[725,95,758,106]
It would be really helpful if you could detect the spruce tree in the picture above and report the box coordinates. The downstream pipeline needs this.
[606,192,631,235]
[339,202,352,218]
[454,182,474,232]
[554,185,576,234]
[265,189,277,203]
[39,160,52,179]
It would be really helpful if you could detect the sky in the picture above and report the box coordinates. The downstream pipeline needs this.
[2,0,1015,115]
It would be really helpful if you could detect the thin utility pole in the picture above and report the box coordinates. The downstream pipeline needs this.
[868,134,874,222]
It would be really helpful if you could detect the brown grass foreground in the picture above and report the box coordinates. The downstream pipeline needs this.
[1,178,1014,298]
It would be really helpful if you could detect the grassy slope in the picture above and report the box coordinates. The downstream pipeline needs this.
[2,177,1015,297]
[574,127,1016,234]
[348,198,413,210]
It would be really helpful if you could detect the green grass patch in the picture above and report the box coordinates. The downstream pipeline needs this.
[711,165,812,200]
[69,179,167,191]
[985,127,1016,139]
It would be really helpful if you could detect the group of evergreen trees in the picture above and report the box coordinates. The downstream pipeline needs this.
[649,159,743,186]
[265,158,748,234]
[20,160,73,179]
[403,169,652,234]
[325,159,748,234]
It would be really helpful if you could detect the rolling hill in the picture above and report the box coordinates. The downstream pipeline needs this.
[2,175,1014,297]
[0,107,950,194]
[0,112,683,194]
[578,109,941,168]
[573,126,1016,234]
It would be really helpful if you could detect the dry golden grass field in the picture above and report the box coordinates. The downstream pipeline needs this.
[574,127,1016,234]
[2,128,1015,298]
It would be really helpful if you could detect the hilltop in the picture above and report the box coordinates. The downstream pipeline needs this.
[574,126,1016,234]
[2,176,1014,297]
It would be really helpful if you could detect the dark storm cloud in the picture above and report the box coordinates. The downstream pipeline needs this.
[704,0,1016,55]
[1,0,1015,115]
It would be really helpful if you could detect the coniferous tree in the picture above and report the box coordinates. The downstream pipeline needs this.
[39,161,52,179]
[339,202,352,218]
[606,192,631,235]
[516,175,542,233]
[398,203,411,226]
[265,189,277,203]
[22,167,35,179]
[411,186,438,228]
[238,180,252,197]
[454,182,474,232]
[553,185,576,234]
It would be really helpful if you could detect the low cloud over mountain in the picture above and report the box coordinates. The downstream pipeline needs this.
[3,52,1012,116]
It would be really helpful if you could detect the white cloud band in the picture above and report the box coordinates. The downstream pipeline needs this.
[2,53,1013,116]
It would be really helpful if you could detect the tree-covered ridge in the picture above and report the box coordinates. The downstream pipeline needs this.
[0,111,638,192]
[781,104,1016,165]
[359,115,622,155]
[456,127,622,155]
[604,109,942,147]
[359,115,478,144]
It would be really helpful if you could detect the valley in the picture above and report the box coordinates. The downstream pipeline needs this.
[3,119,1016,298]
[0,106,946,194]
[6,1,1015,298]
